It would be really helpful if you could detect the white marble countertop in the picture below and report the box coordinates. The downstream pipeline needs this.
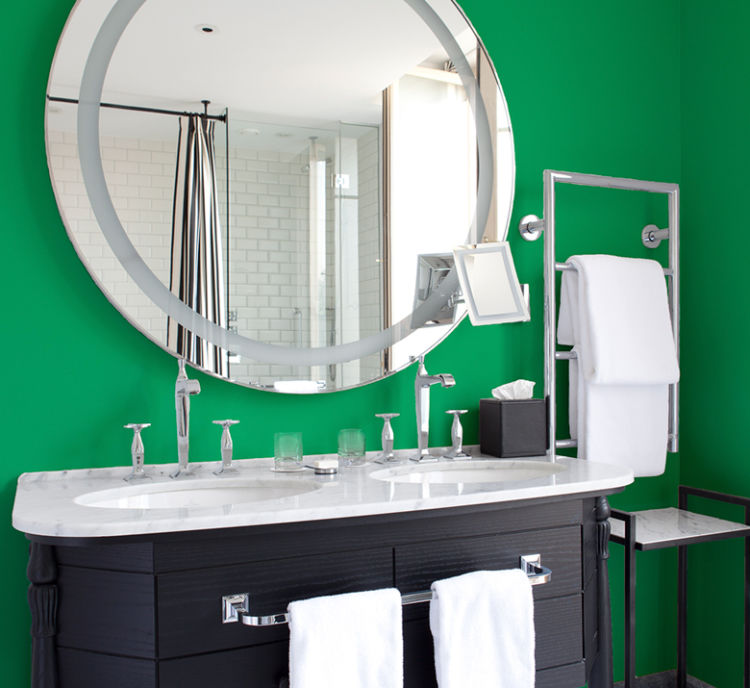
[609,507,750,550]
[12,448,633,538]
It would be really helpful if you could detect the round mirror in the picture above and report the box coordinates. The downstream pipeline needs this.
[46,0,514,391]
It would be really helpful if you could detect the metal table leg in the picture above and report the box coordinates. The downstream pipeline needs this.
[745,506,750,688]
[677,543,687,688]
[624,512,637,688]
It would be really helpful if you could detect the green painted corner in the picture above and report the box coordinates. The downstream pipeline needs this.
[8,0,747,686]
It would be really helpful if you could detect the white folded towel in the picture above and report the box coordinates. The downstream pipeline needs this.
[558,255,679,476]
[288,588,403,688]
[429,569,535,688]
[558,255,679,384]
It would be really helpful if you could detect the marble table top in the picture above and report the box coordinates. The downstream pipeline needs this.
[13,448,633,538]
[610,507,750,550]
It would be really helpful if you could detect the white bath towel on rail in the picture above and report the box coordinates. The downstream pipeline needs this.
[558,255,679,476]
[288,588,403,688]
[429,569,535,688]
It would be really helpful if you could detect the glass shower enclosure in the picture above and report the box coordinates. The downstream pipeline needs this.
[220,116,384,389]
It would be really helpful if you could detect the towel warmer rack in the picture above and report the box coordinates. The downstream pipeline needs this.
[519,170,679,688]
[518,170,680,461]
[221,554,551,627]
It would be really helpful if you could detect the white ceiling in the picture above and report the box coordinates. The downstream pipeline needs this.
[49,0,477,135]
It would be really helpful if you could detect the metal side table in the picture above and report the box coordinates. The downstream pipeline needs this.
[610,486,750,688]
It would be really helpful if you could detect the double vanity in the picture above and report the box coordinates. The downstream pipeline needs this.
[14,452,632,688]
[31,0,641,685]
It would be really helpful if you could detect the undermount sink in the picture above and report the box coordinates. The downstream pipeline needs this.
[370,460,566,485]
[74,476,321,510]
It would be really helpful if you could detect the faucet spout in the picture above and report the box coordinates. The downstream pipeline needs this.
[172,359,201,478]
[412,356,455,462]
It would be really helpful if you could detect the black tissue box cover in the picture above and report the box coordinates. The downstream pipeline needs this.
[479,398,549,458]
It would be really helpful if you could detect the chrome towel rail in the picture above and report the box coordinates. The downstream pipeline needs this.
[221,554,551,627]
[518,170,680,458]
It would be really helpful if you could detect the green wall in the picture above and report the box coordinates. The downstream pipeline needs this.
[679,1,750,686]
[1,1,684,685]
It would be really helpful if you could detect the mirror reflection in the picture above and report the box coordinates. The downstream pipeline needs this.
[46,0,514,391]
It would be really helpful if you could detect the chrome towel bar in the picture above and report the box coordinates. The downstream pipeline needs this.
[518,170,680,458]
[221,554,551,627]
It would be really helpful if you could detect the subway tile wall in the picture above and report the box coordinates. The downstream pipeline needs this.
[48,127,384,389]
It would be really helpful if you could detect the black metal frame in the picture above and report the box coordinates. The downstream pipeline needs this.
[47,95,227,122]
[610,485,750,688]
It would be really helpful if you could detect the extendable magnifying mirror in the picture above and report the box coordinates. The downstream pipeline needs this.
[452,242,529,326]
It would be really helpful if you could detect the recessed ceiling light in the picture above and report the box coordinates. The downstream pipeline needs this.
[196,24,217,34]
[240,127,261,135]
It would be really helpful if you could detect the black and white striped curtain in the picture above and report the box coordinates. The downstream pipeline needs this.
[167,114,228,376]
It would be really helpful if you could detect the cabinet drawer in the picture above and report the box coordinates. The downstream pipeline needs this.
[58,648,156,688]
[157,546,392,657]
[160,643,289,688]
[537,661,587,688]
[156,598,583,688]
[57,566,156,658]
[402,594,582,673]
[395,525,582,601]
[536,594,584,669]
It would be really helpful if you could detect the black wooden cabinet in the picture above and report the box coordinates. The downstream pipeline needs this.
[27,496,608,688]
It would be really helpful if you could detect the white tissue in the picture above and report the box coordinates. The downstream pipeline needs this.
[491,380,535,400]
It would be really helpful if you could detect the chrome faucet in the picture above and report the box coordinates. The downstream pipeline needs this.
[411,355,455,462]
[171,359,201,478]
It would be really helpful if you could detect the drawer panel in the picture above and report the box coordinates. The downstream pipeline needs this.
[157,602,583,688]
[536,661,587,688]
[536,594,584,669]
[58,648,156,688]
[157,546,393,657]
[55,541,155,573]
[153,499,584,572]
[403,594,582,671]
[395,525,582,601]
[160,643,289,688]
[57,566,156,658]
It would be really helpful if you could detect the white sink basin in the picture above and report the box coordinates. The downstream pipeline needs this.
[370,460,566,485]
[74,476,321,510]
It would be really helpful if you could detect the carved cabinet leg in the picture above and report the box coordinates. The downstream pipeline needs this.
[27,543,58,688]
[589,496,614,688]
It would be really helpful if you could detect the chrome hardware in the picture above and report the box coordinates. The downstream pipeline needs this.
[642,223,670,248]
[518,214,544,242]
[123,423,151,481]
[374,413,400,464]
[304,459,339,475]
[443,410,471,460]
[519,553,552,585]
[213,419,240,474]
[222,593,249,624]
[411,355,455,462]
[172,359,201,478]
[222,554,551,627]
[308,465,338,476]
[520,170,680,460]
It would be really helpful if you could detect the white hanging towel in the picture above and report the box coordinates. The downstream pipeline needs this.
[288,588,403,688]
[429,569,535,688]
[558,255,680,476]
